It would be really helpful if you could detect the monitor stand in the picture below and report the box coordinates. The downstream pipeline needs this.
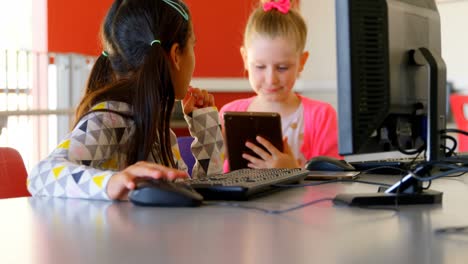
[334,47,446,206]
[334,171,443,206]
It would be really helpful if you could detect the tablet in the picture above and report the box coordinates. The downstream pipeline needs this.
[224,111,283,171]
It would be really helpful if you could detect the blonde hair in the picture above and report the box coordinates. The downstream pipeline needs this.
[243,0,307,53]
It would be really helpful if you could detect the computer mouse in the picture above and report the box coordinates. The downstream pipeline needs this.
[128,179,203,207]
[305,156,356,171]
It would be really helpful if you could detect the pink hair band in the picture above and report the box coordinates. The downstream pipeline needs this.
[263,0,291,14]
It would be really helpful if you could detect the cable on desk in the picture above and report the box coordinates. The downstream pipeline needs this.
[272,179,392,188]
[434,225,468,235]
[203,178,406,214]
[272,172,407,207]
[359,166,409,175]
[409,166,468,181]
[202,177,411,214]
[205,197,401,214]
[204,198,334,214]
[203,146,468,214]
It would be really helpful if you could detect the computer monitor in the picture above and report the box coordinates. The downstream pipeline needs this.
[335,0,447,205]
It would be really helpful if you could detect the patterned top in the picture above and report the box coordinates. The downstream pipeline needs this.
[27,101,224,200]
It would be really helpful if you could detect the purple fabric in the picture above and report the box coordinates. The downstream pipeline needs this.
[177,136,195,176]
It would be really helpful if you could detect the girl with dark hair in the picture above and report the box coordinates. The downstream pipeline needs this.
[28,0,224,200]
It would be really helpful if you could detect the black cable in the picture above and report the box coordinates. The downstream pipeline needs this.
[206,149,468,215]
[441,134,457,157]
[234,129,466,214]
[420,130,454,161]
[441,128,468,137]
[409,149,424,168]
[272,179,392,188]
[397,144,425,155]
[205,197,400,214]
[267,198,335,214]
[349,179,393,187]
[435,225,468,235]
[443,171,467,178]
[407,160,468,180]
[359,166,408,175]
[398,128,460,162]
[423,180,432,190]
[412,159,462,169]
[409,166,468,181]
[440,156,468,166]
[442,145,455,157]
[201,173,408,214]
[204,198,334,214]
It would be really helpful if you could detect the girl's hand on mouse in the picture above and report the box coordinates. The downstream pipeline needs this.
[106,161,188,200]
[182,86,215,115]
[242,136,300,169]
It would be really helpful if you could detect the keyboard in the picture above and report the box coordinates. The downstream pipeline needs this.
[187,168,309,200]
[348,151,468,174]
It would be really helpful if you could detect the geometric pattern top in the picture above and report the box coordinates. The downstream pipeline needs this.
[27,101,225,200]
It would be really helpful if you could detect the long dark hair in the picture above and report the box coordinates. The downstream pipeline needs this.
[79,0,123,104]
[75,0,191,167]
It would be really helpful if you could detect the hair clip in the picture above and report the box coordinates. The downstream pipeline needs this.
[162,0,189,21]
[151,40,161,46]
[263,0,290,14]
[102,51,109,57]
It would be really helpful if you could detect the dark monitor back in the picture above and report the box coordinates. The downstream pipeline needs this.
[336,0,446,156]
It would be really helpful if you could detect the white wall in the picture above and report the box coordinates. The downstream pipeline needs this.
[301,0,337,88]
[299,0,338,107]
[299,0,468,106]
[438,0,468,91]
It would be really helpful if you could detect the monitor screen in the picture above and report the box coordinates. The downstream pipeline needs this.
[336,0,447,161]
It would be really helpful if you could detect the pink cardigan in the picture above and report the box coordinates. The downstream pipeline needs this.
[220,95,340,171]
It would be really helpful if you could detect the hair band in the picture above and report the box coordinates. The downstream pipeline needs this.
[263,0,290,14]
[162,0,189,20]
[151,40,161,46]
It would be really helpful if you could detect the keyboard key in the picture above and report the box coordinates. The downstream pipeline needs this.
[187,168,309,200]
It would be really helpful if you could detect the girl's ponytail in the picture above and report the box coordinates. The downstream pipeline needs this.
[129,44,175,167]
[74,54,115,124]
[86,53,114,94]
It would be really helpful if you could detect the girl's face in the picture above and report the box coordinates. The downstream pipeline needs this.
[242,35,308,102]
[172,27,196,100]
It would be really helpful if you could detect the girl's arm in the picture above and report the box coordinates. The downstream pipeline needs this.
[184,107,224,178]
[27,111,132,200]
[27,109,188,200]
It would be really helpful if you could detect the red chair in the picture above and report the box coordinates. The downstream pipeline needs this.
[449,94,468,152]
[0,147,31,198]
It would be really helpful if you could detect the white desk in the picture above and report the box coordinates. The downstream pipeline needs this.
[1,175,468,264]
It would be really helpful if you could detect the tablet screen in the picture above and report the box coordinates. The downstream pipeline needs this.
[224,111,283,171]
